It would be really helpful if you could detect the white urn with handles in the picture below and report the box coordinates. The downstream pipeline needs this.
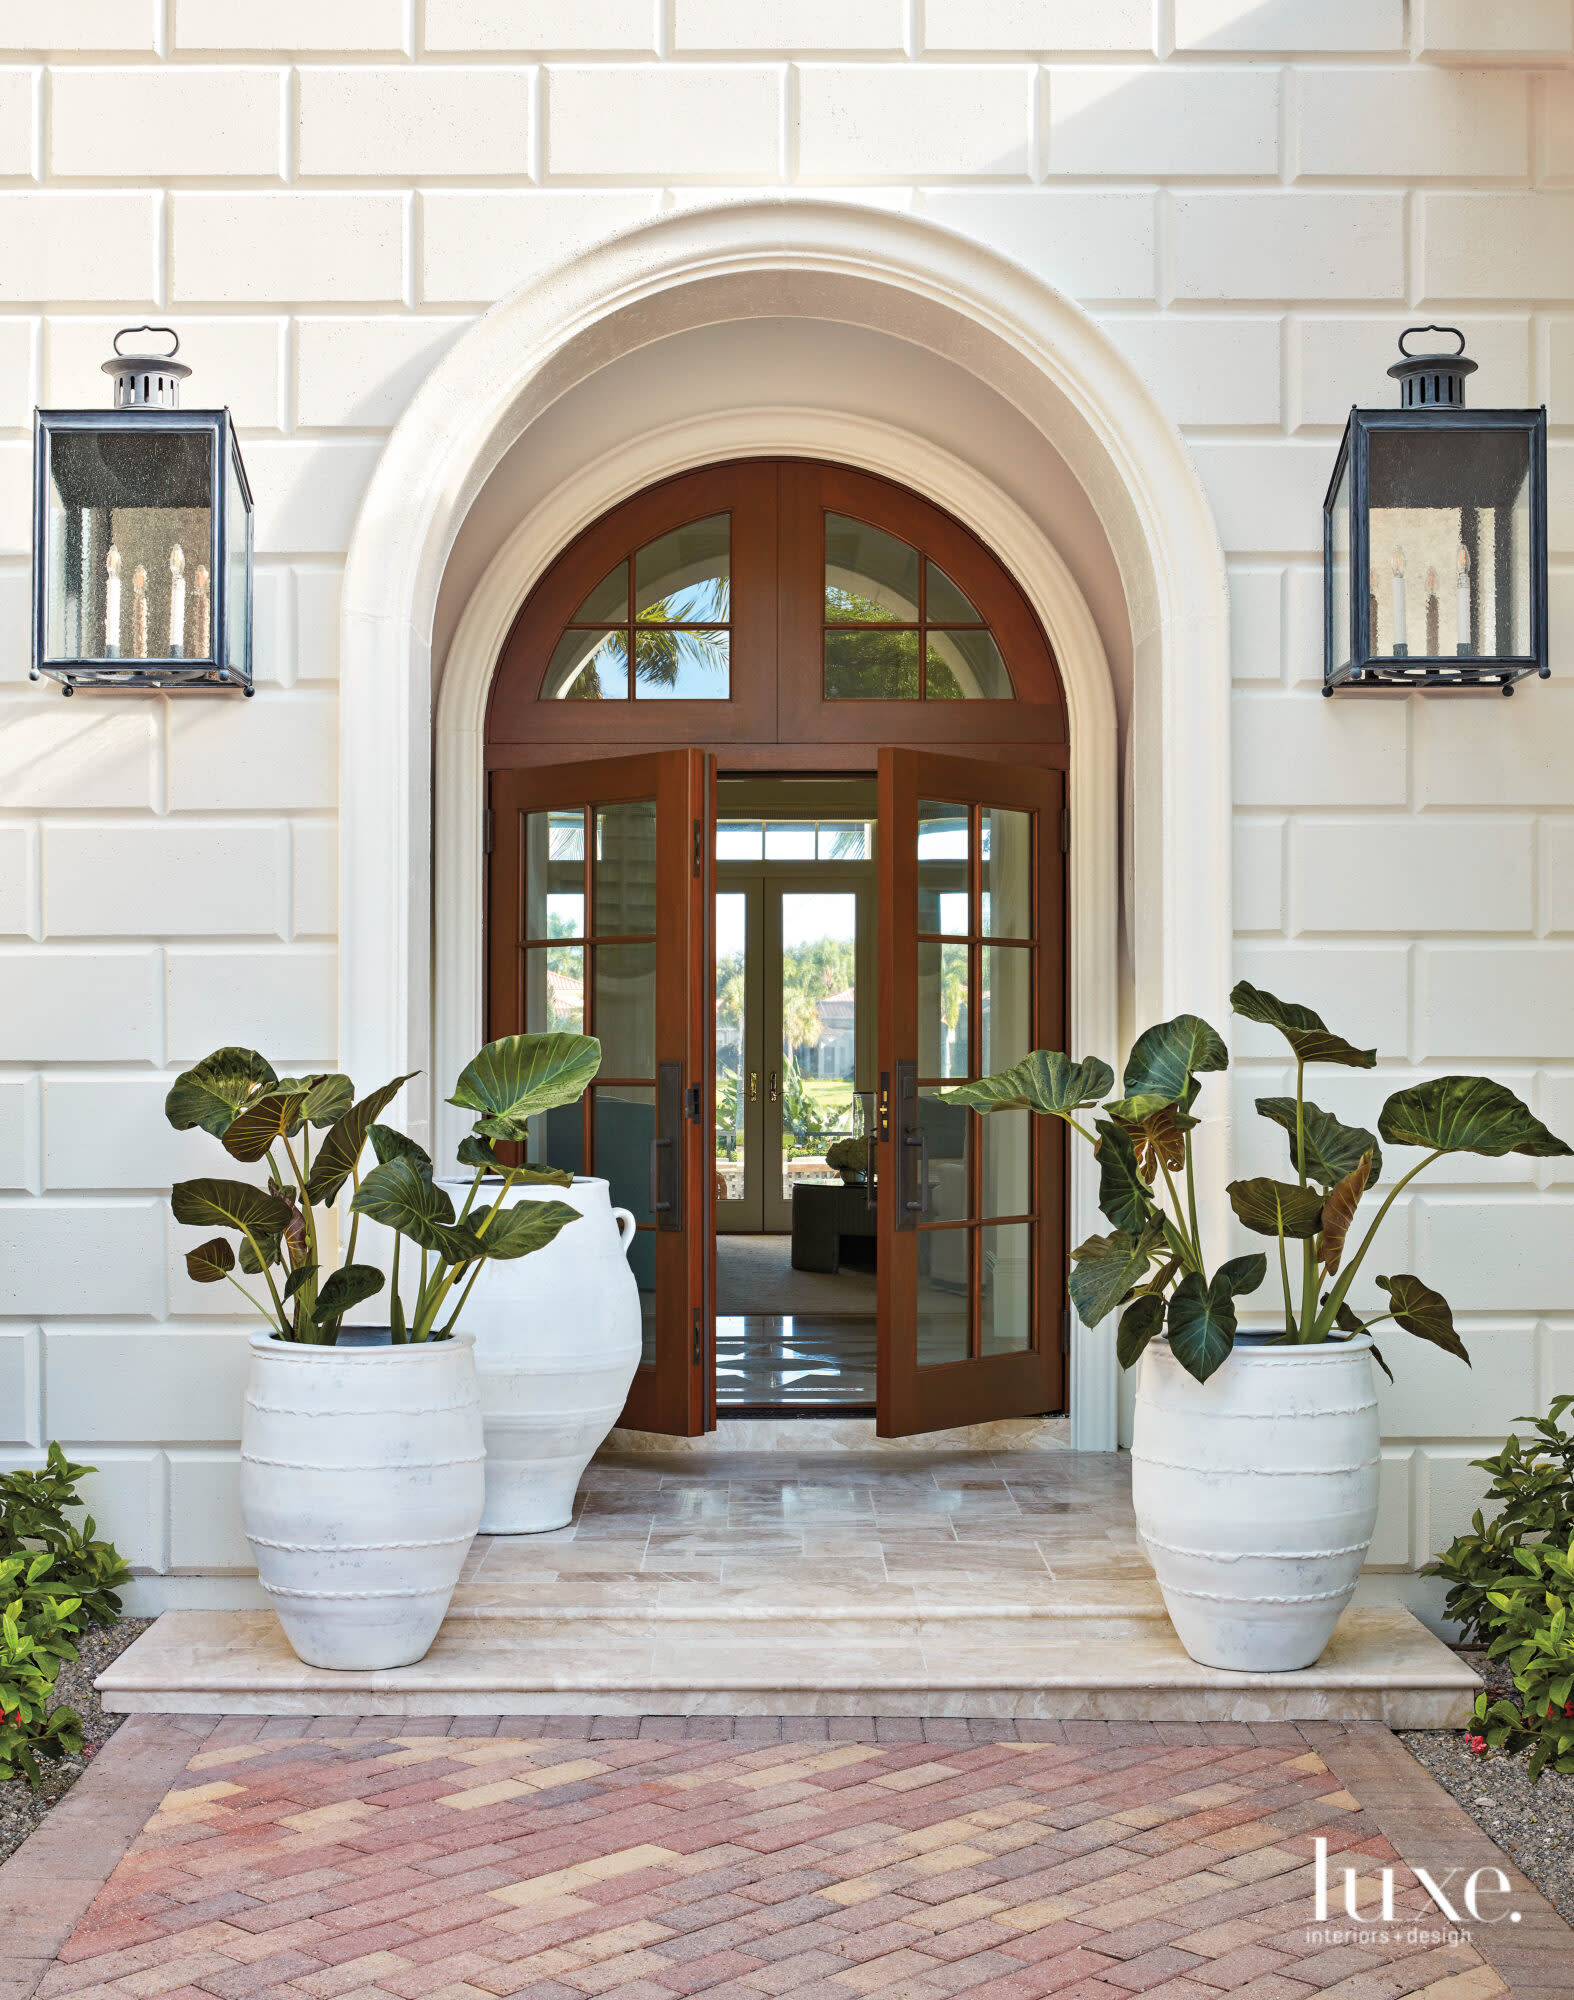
[445,1175,643,1533]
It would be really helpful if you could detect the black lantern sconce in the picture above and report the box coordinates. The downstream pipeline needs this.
[31,327,254,696]
[1324,326,1548,696]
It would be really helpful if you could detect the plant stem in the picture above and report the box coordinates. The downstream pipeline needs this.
[1157,1159,1200,1271]
[389,1232,403,1343]
[1184,1134,1202,1271]
[1063,1115,1099,1147]
[1314,1149,1445,1339]
[437,1258,487,1339]
[223,1273,269,1317]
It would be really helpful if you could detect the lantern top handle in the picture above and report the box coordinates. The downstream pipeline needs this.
[101,325,191,409]
[1387,324,1476,411]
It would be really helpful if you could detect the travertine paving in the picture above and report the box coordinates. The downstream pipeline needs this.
[23,1715,1574,2000]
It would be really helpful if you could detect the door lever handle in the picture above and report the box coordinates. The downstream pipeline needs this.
[748,1071,759,1102]
[855,1089,877,1213]
[768,1070,779,1103]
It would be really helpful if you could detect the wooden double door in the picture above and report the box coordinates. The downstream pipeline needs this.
[487,746,1066,1437]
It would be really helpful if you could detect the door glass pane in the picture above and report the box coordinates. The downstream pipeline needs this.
[635,514,730,623]
[825,628,919,699]
[716,892,747,1205]
[918,1231,969,1366]
[825,514,920,621]
[524,808,584,941]
[981,807,1032,939]
[780,891,857,1201]
[716,818,763,861]
[525,943,583,1035]
[571,560,627,626]
[594,1086,656,1367]
[917,803,969,934]
[926,561,982,624]
[521,1103,584,1180]
[926,630,1011,699]
[635,627,729,700]
[764,821,816,862]
[980,1223,1032,1356]
[981,1110,1032,1220]
[593,942,655,1079]
[817,820,871,861]
[919,1090,970,1223]
[982,944,1032,1077]
[594,801,657,935]
[918,942,969,1079]
[543,628,628,700]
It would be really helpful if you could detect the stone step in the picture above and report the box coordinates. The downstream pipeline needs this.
[97,1604,1477,1727]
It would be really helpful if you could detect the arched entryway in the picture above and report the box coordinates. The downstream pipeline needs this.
[483,459,1069,1436]
[339,198,1235,1452]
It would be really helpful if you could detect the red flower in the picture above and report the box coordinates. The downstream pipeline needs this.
[1466,1734,1488,1755]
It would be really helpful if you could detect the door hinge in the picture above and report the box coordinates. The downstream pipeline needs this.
[693,1308,703,1367]
[1059,805,1070,854]
[1060,1304,1071,1355]
[684,1083,702,1124]
[482,807,494,855]
[693,818,703,877]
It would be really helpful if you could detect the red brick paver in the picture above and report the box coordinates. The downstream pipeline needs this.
[13,1720,1568,1999]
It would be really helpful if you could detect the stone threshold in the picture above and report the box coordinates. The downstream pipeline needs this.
[97,1604,1478,1726]
[609,1415,1070,1453]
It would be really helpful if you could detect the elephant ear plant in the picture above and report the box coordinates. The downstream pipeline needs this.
[166,1032,599,1342]
[945,983,1570,1384]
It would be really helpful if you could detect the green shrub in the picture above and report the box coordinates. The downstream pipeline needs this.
[1426,1395,1574,1645]
[1468,1535,1574,1781]
[0,1444,130,1788]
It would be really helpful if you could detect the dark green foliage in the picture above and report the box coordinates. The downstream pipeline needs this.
[1427,1397,1574,1644]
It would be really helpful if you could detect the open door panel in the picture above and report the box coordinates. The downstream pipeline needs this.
[877,749,1066,1436]
[487,750,711,1435]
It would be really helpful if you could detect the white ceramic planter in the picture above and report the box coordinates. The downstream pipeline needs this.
[240,1331,484,1671]
[446,1176,642,1534]
[1131,1335,1380,1672]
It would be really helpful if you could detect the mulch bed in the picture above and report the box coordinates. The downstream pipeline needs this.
[0,1618,150,1868]
[1399,1646,1574,1929]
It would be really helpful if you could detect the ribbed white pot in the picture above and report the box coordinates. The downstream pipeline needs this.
[1131,1335,1380,1672]
[240,1331,484,1671]
[443,1176,642,1534]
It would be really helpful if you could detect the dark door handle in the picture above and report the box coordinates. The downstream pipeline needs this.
[904,1125,930,1214]
[649,1137,674,1214]
[654,1059,683,1232]
[855,1089,877,1213]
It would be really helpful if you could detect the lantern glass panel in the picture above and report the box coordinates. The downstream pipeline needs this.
[43,428,213,664]
[1367,427,1532,661]
[1328,451,1351,680]
[226,434,250,677]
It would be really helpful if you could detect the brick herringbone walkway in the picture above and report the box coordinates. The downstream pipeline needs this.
[24,1716,1553,2000]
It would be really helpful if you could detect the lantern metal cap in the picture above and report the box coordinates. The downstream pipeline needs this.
[101,325,191,410]
[1386,324,1477,412]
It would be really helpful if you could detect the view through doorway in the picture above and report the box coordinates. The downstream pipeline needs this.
[713,777,877,1411]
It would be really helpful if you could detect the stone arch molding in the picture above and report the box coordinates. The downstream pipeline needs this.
[339,198,1233,1452]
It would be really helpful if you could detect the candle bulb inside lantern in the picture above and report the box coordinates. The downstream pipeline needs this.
[1425,568,1440,658]
[103,545,122,658]
[1389,547,1408,656]
[192,565,210,659]
[1456,544,1472,656]
[168,545,185,658]
[131,565,148,660]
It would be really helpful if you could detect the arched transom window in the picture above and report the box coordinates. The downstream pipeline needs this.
[490,459,1065,753]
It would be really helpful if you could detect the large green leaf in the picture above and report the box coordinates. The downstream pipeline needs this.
[1103,1095,1197,1180]
[1121,1015,1228,1108]
[943,1050,1114,1119]
[350,1157,481,1265]
[448,1033,602,1141]
[1230,981,1376,1069]
[1069,1226,1160,1329]
[1116,1292,1167,1369]
[221,1089,310,1164]
[1255,1096,1384,1189]
[164,1048,277,1138]
[239,1231,280,1275]
[170,1177,294,1241]
[1094,1119,1159,1234]
[476,1200,583,1261]
[369,1123,432,1171]
[1376,1273,1471,1365]
[184,1237,235,1284]
[316,1263,386,1321]
[299,1073,354,1129]
[304,1073,418,1207]
[1318,1153,1371,1276]
[456,1133,498,1172]
[1226,1177,1326,1240]
[1165,1271,1238,1383]
[1378,1075,1573,1160]
[1215,1253,1269,1301]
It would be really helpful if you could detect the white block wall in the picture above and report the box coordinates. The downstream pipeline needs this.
[1,1,1571,1618]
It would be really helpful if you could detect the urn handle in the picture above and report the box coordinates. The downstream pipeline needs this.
[611,1206,637,1257]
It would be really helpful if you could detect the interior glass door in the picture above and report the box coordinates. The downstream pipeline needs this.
[877,748,1065,1435]
[488,750,709,1435]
